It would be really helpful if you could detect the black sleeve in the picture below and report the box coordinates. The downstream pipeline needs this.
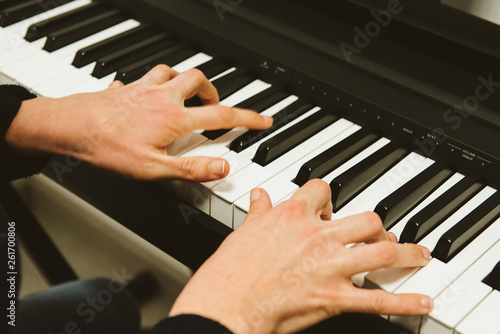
[153,315,232,334]
[0,85,51,183]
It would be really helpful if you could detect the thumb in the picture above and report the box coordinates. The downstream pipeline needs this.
[244,188,272,221]
[162,156,230,181]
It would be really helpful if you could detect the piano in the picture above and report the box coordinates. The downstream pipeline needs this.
[1,0,499,332]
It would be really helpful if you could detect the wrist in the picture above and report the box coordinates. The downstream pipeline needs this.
[5,96,87,158]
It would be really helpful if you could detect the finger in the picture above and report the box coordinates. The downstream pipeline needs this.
[341,287,433,316]
[338,241,431,276]
[159,155,229,181]
[108,80,124,89]
[290,179,333,220]
[185,105,272,131]
[169,68,219,105]
[140,64,180,87]
[244,188,273,222]
[328,212,392,245]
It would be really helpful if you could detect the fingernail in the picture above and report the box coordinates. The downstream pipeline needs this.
[250,188,262,203]
[209,160,225,177]
[420,246,431,260]
[421,296,433,310]
[263,116,273,125]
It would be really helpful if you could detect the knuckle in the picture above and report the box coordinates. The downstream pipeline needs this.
[377,241,398,267]
[368,291,388,314]
[362,211,384,232]
[186,68,207,85]
[180,158,198,178]
[279,200,305,219]
[217,106,236,122]
[152,64,171,74]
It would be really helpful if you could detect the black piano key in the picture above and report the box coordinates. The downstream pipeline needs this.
[73,24,157,68]
[229,100,313,153]
[0,0,33,11]
[201,86,288,141]
[253,108,338,166]
[115,43,197,85]
[24,2,106,42]
[432,192,500,263]
[92,33,175,79]
[330,140,409,213]
[0,0,72,27]
[43,10,127,52]
[374,160,453,230]
[483,261,500,291]
[182,58,232,107]
[196,59,232,81]
[399,175,484,244]
[211,67,254,101]
[294,125,379,186]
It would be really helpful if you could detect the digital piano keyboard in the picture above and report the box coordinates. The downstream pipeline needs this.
[1,0,500,333]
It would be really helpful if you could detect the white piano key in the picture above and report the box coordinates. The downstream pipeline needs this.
[171,53,212,73]
[53,77,108,97]
[211,117,353,227]
[232,124,362,228]
[0,0,91,53]
[331,153,434,220]
[14,20,141,88]
[0,38,45,67]
[365,186,497,294]
[220,80,271,107]
[209,67,236,81]
[455,290,500,334]
[33,70,93,97]
[420,240,500,334]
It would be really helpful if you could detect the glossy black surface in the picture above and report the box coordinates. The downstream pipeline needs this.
[330,140,409,212]
[374,160,453,230]
[432,192,500,263]
[43,10,127,52]
[73,24,156,68]
[229,100,312,153]
[294,125,378,186]
[92,33,175,78]
[253,107,337,166]
[399,175,483,244]
[25,2,106,42]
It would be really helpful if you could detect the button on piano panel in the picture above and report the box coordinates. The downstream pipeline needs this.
[419,240,500,333]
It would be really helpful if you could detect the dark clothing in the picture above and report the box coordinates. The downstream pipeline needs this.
[0,85,49,183]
